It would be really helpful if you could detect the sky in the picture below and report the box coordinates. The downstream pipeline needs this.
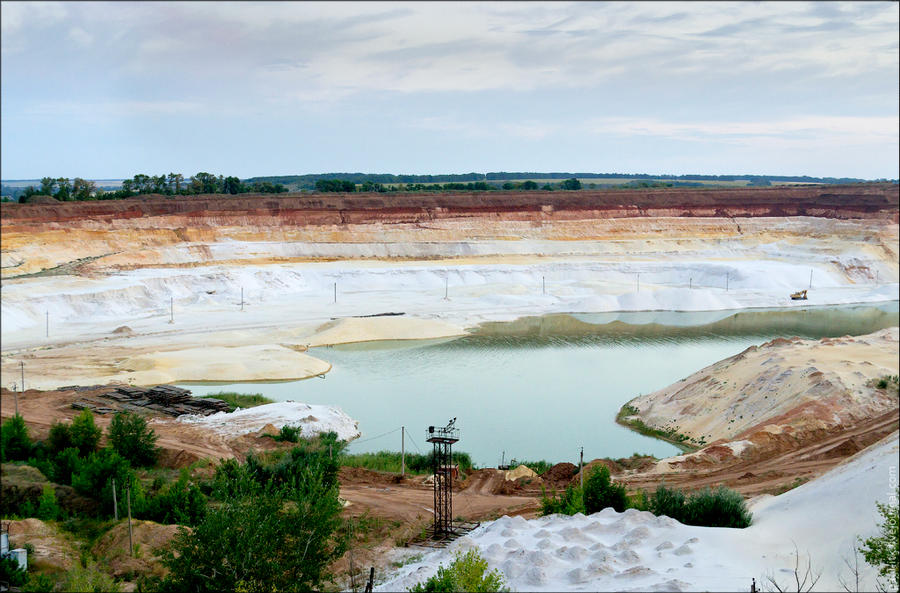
[1,1,898,180]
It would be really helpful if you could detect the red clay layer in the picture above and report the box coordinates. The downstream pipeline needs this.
[2,183,897,226]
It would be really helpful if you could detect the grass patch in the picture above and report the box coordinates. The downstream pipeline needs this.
[339,450,474,475]
[616,404,701,452]
[198,392,273,412]
[872,374,899,396]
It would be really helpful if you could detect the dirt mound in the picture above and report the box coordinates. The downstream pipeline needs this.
[6,518,79,572]
[338,466,406,486]
[156,446,205,469]
[112,325,134,335]
[24,194,58,204]
[542,462,578,486]
[92,520,183,579]
[1,463,100,517]
[505,464,537,481]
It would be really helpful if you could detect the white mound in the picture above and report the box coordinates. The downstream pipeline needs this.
[177,401,361,442]
[377,432,899,592]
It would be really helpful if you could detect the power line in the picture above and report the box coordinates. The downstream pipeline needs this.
[352,427,401,445]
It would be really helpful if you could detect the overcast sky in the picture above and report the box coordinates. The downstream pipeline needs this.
[1,1,898,180]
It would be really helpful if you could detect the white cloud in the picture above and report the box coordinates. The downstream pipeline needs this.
[67,26,93,48]
[25,100,203,119]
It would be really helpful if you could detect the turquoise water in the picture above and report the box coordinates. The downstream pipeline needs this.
[181,302,898,467]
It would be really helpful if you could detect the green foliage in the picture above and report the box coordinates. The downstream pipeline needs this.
[141,472,207,526]
[22,572,57,592]
[200,391,273,412]
[616,404,700,451]
[275,424,302,443]
[540,484,585,516]
[682,486,752,528]
[508,459,553,476]
[561,177,582,190]
[1,414,32,462]
[47,420,74,455]
[36,484,62,521]
[69,409,101,457]
[107,411,159,467]
[0,555,28,586]
[71,448,140,516]
[159,451,347,592]
[583,465,628,514]
[409,548,509,592]
[649,484,686,520]
[51,447,81,484]
[60,559,120,592]
[339,449,474,475]
[315,178,356,192]
[859,489,899,591]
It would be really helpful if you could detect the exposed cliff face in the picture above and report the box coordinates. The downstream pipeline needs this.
[2,183,898,226]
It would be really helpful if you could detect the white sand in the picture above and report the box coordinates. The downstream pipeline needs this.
[377,433,900,592]
[176,401,361,441]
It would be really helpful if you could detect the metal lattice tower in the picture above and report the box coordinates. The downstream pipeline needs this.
[426,419,459,537]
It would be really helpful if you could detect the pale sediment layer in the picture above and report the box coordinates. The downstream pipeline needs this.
[623,327,899,469]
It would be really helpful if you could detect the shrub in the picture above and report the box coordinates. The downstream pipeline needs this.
[682,486,752,528]
[71,448,141,516]
[107,411,159,467]
[0,555,28,586]
[36,484,62,521]
[51,447,81,485]
[22,572,57,592]
[276,424,302,443]
[69,409,101,457]
[47,420,73,455]
[649,484,687,521]
[540,484,584,516]
[141,472,207,526]
[200,391,272,412]
[160,458,346,591]
[859,488,899,591]
[583,465,628,514]
[1,414,32,462]
[60,559,120,592]
[409,548,509,592]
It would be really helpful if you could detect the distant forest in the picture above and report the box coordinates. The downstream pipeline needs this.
[2,171,893,202]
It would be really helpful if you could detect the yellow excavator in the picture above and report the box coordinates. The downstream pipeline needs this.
[791,289,808,300]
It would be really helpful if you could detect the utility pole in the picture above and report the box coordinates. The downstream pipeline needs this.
[333,282,337,304]
[169,297,174,324]
[580,447,584,490]
[542,275,545,295]
[112,478,118,521]
[127,483,134,557]
[689,277,692,289]
[401,426,405,477]
[20,361,24,397]
[809,269,813,290]
[444,277,448,300]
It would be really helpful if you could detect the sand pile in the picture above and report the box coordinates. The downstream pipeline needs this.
[177,401,361,441]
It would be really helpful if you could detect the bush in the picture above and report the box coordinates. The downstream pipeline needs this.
[682,486,752,528]
[540,484,584,516]
[51,447,82,485]
[60,559,120,592]
[649,484,687,521]
[47,420,73,455]
[71,448,141,516]
[859,488,899,591]
[107,411,159,467]
[276,424,302,443]
[583,465,628,514]
[141,472,207,526]
[409,548,509,592]
[36,484,63,521]
[22,572,57,592]
[159,457,346,591]
[69,409,101,457]
[0,555,28,586]
[200,391,272,412]
[1,414,32,462]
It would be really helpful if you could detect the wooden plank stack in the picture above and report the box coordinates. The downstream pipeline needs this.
[97,384,229,417]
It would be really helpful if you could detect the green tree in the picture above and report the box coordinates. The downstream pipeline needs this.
[160,458,346,591]
[561,177,582,190]
[222,176,242,195]
[55,177,72,200]
[859,489,899,591]
[35,484,62,520]
[71,448,140,515]
[39,176,57,195]
[107,411,159,467]
[583,465,628,514]
[47,420,73,455]
[521,180,539,190]
[0,414,32,462]
[72,177,96,201]
[69,408,101,457]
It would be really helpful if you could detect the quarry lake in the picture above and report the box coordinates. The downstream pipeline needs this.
[181,301,898,467]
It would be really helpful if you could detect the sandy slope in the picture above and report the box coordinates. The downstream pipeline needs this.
[623,328,899,459]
